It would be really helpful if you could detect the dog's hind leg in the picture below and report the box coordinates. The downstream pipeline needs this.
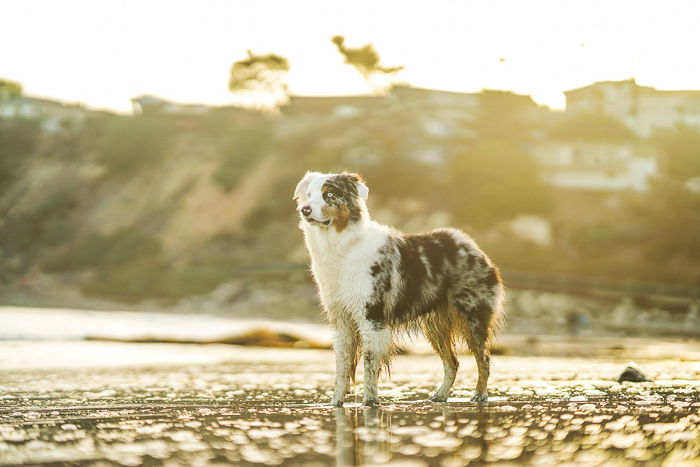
[452,291,503,403]
[358,322,392,407]
[467,326,491,403]
[421,310,459,402]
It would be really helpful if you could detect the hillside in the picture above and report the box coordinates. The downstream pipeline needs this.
[1,94,699,311]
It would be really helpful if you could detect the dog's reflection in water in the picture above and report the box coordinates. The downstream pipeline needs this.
[332,405,491,466]
[333,407,390,466]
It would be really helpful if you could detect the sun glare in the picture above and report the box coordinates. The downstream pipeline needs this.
[2,0,699,112]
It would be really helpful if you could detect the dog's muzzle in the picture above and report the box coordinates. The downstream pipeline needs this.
[301,205,332,227]
[306,217,333,227]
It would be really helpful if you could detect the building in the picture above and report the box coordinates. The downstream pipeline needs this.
[281,94,384,118]
[526,140,659,191]
[131,95,210,116]
[565,79,700,137]
[0,96,94,132]
[284,85,546,136]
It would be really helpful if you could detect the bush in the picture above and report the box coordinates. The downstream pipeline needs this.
[549,113,636,140]
[633,181,700,263]
[99,230,161,268]
[568,222,643,255]
[45,229,161,272]
[99,116,174,174]
[1,190,78,253]
[81,262,232,303]
[0,118,40,193]
[449,140,554,227]
[162,264,233,298]
[82,258,168,303]
[473,90,538,140]
[214,123,274,191]
[45,114,114,161]
[48,230,233,302]
[652,124,700,180]
[44,234,111,272]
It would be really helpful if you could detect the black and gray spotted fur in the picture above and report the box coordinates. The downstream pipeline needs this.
[365,227,504,402]
[297,171,505,405]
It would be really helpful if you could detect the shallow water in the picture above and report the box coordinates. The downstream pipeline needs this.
[1,344,699,466]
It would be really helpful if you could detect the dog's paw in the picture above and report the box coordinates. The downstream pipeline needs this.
[362,398,379,407]
[470,392,488,403]
[428,394,448,403]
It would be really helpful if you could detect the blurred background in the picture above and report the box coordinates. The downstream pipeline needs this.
[1,0,699,343]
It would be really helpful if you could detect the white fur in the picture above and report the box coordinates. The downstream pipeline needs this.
[297,172,391,405]
[294,171,368,224]
[296,172,503,405]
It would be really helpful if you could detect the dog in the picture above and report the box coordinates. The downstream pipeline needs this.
[294,171,505,406]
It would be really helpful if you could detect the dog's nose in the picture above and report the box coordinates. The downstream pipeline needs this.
[301,205,312,217]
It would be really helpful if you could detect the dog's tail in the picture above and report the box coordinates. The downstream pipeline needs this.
[453,282,506,353]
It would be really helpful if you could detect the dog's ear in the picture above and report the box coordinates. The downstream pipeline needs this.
[293,172,317,202]
[345,172,369,200]
[356,180,369,200]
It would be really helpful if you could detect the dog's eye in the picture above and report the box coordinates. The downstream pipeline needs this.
[324,191,335,201]
[327,192,334,198]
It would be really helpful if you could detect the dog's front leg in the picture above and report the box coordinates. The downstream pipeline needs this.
[329,319,358,407]
[359,324,392,407]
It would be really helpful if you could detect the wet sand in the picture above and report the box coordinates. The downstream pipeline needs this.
[1,342,698,466]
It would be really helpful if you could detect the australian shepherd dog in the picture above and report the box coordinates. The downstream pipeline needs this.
[294,172,505,406]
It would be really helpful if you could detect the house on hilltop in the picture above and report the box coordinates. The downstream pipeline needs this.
[283,85,548,140]
[131,95,210,116]
[525,140,659,192]
[281,94,384,118]
[0,96,98,132]
[282,86,554,167]
[565,79,700,137]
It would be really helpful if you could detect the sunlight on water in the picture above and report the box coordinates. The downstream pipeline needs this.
[0,347,698,465]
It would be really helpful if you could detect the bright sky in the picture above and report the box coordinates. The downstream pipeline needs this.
[3,0,699,113]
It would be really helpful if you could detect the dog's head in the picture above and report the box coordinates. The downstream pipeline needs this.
[293,172,369,232]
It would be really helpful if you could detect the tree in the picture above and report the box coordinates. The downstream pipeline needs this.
[631,180,700,264]
[449,140,553,227]
[98,116,174,174]
[652,124,700,181]
[0,79,22,101]
[213,122,274,191]
[549,112,636,140]
[472,90,539,140]
[0,118,40,195]
[331,36,403,92]
[229,50,290,110]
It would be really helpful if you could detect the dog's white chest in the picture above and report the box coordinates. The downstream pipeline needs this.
[312,248,372,306]
[304,223,388,317]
